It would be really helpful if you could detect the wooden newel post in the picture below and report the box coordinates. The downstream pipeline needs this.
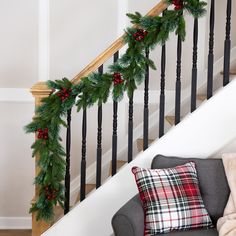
[30,82,53,236]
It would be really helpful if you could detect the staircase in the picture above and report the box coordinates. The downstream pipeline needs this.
[28,0,236,235]
[41,76,236,236]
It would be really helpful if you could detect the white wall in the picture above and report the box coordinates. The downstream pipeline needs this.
[0,102,34,217]
[0,0,37,229]
[0,0,38,88]
[50,0,119,80]
[0,0,120,229]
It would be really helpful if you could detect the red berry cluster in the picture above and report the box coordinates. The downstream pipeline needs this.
[172,0,183,10]
[37,128,49,140]
[44,186,58,201]
[133,29,148,42]
[113,73,124,85]
[57,88,72,101]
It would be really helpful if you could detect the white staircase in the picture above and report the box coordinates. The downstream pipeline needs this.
[42,75,236,236]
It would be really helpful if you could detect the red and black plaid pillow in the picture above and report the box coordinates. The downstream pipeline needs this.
[132,162,213,235]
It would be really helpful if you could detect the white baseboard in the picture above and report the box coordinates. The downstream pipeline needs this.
[0,217,31,229]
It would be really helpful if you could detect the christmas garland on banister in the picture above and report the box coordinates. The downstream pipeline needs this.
[25,0,207,221]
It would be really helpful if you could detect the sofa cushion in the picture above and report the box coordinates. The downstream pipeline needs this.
[151,155,230,225]
[132,162,213,235]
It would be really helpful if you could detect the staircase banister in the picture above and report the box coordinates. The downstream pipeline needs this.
[71,0,168,84]
[29,2,167,235]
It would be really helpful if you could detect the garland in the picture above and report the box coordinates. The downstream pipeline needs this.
[25,0,207,221]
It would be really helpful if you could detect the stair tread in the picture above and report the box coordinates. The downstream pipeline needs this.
[116,160,127,168]
[54,206,64,222]
[109,160,127,176]
[165,115,186,126]
[197,94,207,101]
[75,184,96,203]
[220,70,236,75]
[136,138,155,152]
[165,116,176,126]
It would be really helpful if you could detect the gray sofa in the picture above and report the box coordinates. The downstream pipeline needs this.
[112,155,230,236]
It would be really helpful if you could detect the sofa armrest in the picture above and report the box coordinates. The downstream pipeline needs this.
[112,195,144,236]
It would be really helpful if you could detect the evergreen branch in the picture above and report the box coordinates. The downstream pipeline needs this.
[24,0,207,221]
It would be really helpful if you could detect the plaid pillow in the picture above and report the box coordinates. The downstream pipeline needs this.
[132,162,213,235]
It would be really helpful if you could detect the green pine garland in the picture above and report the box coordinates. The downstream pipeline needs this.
[25,0,207,221]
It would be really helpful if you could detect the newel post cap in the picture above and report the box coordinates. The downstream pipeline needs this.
[30,81,52,98]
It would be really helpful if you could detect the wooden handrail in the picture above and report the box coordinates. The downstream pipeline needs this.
[72,0,167,84]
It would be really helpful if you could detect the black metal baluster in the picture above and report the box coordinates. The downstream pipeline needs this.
[112,51,119,176]
[112,101,118,176]
[80,108,87,201]
[96,65,103,188]
[175,36,182,125]
[128,92,134,163]
[223,0,232,86]
[143,48,149,150]
[64,109,71,215]
[207,0,215,99]
[159,44,166,138]
[191,14,199,112]
[159,10,167,138]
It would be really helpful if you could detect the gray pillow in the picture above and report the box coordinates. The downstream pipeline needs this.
[151,154,230,225]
